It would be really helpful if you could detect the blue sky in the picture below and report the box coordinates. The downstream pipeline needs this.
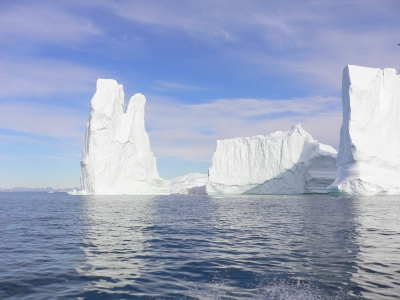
[1,0,399,188]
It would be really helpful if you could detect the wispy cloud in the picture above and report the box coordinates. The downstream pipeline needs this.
[0,59,102,97]
[0,3,102,46]
[2,0,399,96]
[0,102,87,140]
[94,0,400,91]
[145,96,342,162]
[153,81,210,91]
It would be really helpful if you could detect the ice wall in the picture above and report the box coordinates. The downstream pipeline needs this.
[80,79,169,195]
[206,124,337,195]
[330,65,400,195]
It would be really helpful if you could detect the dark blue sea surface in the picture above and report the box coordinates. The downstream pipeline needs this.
[1,193,400,299]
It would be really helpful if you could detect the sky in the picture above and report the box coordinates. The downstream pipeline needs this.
[1,0,400,188]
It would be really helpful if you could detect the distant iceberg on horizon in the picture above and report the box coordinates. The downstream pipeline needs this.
[329,65,400,195]
[78,79,169,195]
[206,124,337,195]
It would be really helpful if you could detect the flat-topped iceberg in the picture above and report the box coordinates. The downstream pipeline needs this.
[206,124,337,195]
[79,79,169,195]
[329,65,400,195]
[169,173,208,194]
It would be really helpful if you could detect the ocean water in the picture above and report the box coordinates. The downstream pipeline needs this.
[1,193,400,299]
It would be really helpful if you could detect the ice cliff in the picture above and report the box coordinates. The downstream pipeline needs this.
[169,173,208,194]
[80,79,169,195]
[206,124,337,195]
[329,65,400,195]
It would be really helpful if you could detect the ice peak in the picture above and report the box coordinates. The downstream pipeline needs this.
[267,123,306,140]
[80,79,169,195]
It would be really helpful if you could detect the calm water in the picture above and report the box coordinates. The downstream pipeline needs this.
[1,193,400,299]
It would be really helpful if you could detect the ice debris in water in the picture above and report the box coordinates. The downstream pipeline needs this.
[79,79,169,195]
[169,173,208,194]
[206,124,337,195]
[330,65,400,195]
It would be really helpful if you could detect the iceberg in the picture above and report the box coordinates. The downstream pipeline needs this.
[206,124,337,195]
[169,173,208,194]
[80,79,169,195]
[329,65,400,195]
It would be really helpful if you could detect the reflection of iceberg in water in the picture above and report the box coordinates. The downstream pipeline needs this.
[73,194,400,298]
[76,195,157,294]
[350,196,400,299]
[209,195,360,290]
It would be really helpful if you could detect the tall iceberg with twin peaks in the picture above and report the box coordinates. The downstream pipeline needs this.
[80,79,169,195]
[206,124,337,195]
[330,65,400,195]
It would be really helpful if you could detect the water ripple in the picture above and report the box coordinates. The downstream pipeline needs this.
[1,194,400,299]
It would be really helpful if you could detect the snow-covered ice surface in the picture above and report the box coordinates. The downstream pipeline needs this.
[206,124,337,195]
[67,189,81,195]
[169,173,208,194]
[79,79,169,195]
[330,65,400,195]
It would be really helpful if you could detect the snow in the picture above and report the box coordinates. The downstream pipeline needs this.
[79,79,169,195]
[206,124,337,194]
[169,173,208,194]
[329,65,400,195]
[67,189,83,195]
